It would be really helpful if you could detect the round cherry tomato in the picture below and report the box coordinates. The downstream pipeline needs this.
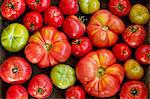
[135,45,150,65]
[59,0,79,15]
[62,15,86,39]
[120,81,148,99]
[26,0,51,12]
[6,85,28,99]
[76,49,124,98]
[124,59,144,80]
[122,25,146,48]
[112,43,131,61]
[44,6,64,28]
[1,0,26,20]
[65,86,86,99]
[28,74,53,99]
[23,11,43,32]
[0,56,32,84]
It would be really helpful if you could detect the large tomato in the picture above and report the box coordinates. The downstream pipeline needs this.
[87,10,125,48]
[76,49,124,98]
[25,26,71,68]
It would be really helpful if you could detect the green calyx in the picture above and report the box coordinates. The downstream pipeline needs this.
[12,67,18,73]
[130,88,138,96]
[43,43,52,51]
[97,67,105,77]
[37,88,43,93]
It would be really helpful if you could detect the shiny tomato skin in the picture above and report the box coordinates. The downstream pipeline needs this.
[1,0,26,20]
[0,56,32,84]
[120,81,148,99]
[122,25,146,48]
[6,85,28,99]
[65,86,86,99]
[108,0,131,17]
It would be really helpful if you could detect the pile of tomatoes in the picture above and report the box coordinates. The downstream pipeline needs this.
[0,0,149,99]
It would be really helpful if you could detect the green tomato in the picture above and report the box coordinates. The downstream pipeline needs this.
[79,0,100,14]
[50,64,76,89]
[1,23,29,52]
[129,4,150,25]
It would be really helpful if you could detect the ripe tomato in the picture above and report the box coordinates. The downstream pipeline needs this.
[122,25,146,48]
[108,0,131,17]
[135,45,150,65]
[71,36,93,57]
[87,10,125,48]
[6,85,28,99]
[76,49,124,98]
[1,0,26,20]
[23,11,43,32]
[65,86,86,99]
[112,43,131,61]
[0,56,32,84]
[62,15,86,39]
[28,74,53,99]
[44,6,64,28]
[120,81,148,99]
[25,26,71,68]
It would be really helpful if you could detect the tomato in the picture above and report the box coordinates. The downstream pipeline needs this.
[59,0,79,15]
[1,23,29,52]
[1,0,26,20]
[124,59,144,80]
[71,36,93,57]
[44,6,64,28]
[135,45,150,65]
[65,86,86,99]
[25,26,71,68]
[23,11,43,32]
[112,43,131,61]
[26,0,51,12]
[120,81,148,99]
[50,64,76,89]
[28,74,53,99]
[129,4,150,25]
[0,56,32,84]
[76,49,124,98]
[79,0,100,14]
[108,0,131,17]
[122,25,146,48]
[6,85,28,99]
[87,10,125,48]
[62,15,86,39]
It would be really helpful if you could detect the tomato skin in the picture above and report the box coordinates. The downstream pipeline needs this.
[1,0,26,20]
[120,81,148,99]
[44,6,64,28]
[65,86,86,99]
[108,0,131,17]
[122,25,146,48]
[0,56,32,84]
[6,85,28,99]
[135,45,150,65]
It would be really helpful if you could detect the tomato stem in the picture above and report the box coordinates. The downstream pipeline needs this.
[72,39,81,45]
[148,53,150,58]
[117,3,124,10]
[130,27,138,33]
[44,43,52,51]
[37,88,43,93]
[7,3,14,9]
[130,88,138,96]
[97,67,105,77]
[12,67,18,73]
[102,26,108,31]
[36,0,40,3]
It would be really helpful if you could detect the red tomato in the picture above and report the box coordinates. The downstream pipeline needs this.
[62,15,86,39]
[59,0,79,15]
[28,74,53,99]
[120,81,148,99]
[87,10,125,48]
[108,0,131,17]
[0,56,32,84]
[23,11,43,32]
[44,6,64,28]
[25,26,71,68]
[26,0,51,12]
[112,43,131,61]
[135,45,150,65]
[122,25,146,48]
[1,0,26,20]
[71,36,93,57]
[6,85,28,99]
[76,49,124,98]
[65,86,86,99]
